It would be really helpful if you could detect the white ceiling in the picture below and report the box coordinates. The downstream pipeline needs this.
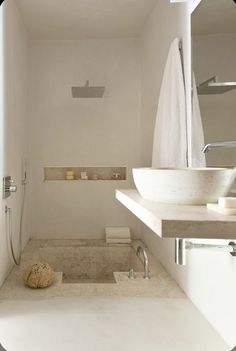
[15,0,158,39]
[192,0,236,35]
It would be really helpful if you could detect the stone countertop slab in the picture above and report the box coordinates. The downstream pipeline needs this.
[116,189,236,239]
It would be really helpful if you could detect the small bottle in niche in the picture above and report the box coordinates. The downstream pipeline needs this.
[66,170,75,180]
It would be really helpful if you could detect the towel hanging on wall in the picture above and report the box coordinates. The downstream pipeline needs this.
[152,38,187,168]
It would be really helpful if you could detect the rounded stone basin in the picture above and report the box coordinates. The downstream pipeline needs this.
[132,167,236,205]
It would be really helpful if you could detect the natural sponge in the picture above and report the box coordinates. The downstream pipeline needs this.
[23,262,54,289]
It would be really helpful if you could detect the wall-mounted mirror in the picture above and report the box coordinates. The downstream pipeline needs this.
[192,0,236,167]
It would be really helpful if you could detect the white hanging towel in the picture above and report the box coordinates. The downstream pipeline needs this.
[191,73,206,167]
[152,38,187,168]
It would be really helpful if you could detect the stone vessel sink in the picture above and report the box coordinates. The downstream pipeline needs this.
[132,167,236,205]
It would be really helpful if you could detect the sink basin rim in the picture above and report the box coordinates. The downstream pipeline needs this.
[133,167,235,171]
[132,167,236,205]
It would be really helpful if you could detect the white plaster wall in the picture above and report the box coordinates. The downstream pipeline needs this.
[0,3,6,287]
[28,39,143,239]
[0,0,29,286]
[140,0,236,347]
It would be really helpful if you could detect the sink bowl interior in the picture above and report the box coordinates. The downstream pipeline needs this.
[132,167,236,205]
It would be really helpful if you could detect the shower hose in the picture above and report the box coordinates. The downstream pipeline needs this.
[5,179,26,265]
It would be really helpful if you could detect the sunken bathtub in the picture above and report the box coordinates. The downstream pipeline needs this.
[38,240,144,284]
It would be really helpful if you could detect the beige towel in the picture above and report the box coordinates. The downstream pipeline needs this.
[105,227,131,243]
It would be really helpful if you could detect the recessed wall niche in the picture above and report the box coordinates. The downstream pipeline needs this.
[44,166,127,181]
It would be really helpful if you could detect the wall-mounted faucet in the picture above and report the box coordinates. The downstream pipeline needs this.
[3,176,17,199]
[175,141,236,265]
[136,246,150,279]
[202,141,236,153]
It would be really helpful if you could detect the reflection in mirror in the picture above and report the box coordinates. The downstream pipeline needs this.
[192,0,236,167]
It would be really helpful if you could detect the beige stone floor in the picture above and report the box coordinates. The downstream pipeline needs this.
[0,240,229,350]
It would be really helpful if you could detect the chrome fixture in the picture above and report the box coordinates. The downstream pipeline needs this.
[5,206,20,265]
[4,162,27,265]
[136,246,150,279]
[72,80,105,98]
[202,141,236,154]
[128,268,136,280]
[3,176,17,199]
[175,238,236,266]
[175,238,186,266]
[197,76,236,95]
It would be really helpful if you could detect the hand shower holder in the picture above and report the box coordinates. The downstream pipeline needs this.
[175,238,236,265]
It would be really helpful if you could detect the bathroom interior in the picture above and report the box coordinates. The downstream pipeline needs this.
[0,0,236,350]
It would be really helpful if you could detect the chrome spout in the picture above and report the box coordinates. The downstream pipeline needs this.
[136,246,150,279]
[202,141,236,153]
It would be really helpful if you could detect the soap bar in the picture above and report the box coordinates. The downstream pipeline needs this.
[207,203,236,215]
[218,197,236,209]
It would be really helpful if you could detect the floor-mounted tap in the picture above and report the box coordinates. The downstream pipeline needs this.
[136,246,150,279]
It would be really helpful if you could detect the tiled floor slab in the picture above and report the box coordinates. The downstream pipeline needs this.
[0,297,229,351]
